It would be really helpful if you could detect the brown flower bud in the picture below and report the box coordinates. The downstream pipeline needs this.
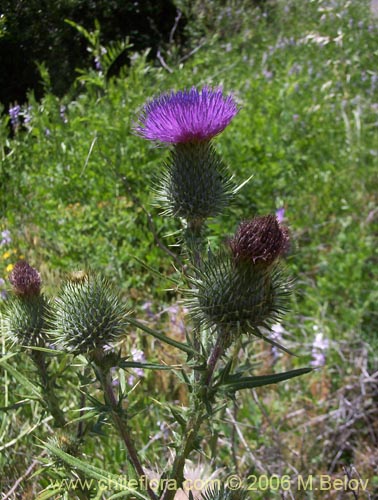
[229,215,289,266]
[9,261,42,296]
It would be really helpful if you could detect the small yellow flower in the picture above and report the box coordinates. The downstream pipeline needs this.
[2,251,11,260]
[6,263,14,273]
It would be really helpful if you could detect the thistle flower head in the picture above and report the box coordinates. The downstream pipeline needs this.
[229,215,289,267]
[187,247,291,346]
[9,261,42,296]
[51,272,128,355]
[3,262,47,347]
[134,86,239,144]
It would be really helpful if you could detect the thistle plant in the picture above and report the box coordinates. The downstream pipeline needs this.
[131,86,311,500]
[2,86,311,500]
[3,261,65,427]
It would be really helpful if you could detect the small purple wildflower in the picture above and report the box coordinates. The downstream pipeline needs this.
[94,56,102,71]
[127,348,146,385]
[24,105,32,125]
[60,105,68,124]
[9,104,21,130]
[134,87,239,144]
[275,207,285,222]
[262,68,273,80]
[310,330,329,368]
[270,323,286,361]
[1,230,11,246]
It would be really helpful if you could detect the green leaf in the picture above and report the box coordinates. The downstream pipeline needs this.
[119,361,175,371]
[132,255,180,285]
[126,317,198,356]
[0,352,17,364]
[43,442,149,500]
[36,487,63,500]
[221,367,312,393]
[169,406,187,429]
[1,360,41,397]
[22,345,65,355]
[0,398,30,411]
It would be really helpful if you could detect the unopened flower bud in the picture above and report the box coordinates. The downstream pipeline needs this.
[9,261,42,296]
[51,272,128,355]
[188,227,291,343]
[4,261,48,347]
[229,215,289,267]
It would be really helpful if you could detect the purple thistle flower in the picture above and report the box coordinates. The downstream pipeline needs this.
[310,331,329,368]
[134,86,239,144]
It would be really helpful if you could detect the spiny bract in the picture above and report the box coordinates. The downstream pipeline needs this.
[156,142,235,219]
[187,250,291,343]
[4,294,49,347]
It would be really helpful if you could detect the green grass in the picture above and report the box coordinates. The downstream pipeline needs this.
[1,0,378,498]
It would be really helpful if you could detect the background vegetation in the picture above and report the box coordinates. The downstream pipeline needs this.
[1,0,377,498]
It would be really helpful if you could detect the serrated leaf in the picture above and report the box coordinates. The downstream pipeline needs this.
[222,367,312,393]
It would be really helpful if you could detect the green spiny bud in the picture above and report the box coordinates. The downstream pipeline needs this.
[4,294,49,347]
[156,141,235,219]
[188,252,290,341]
[47,432,81,468]
[188,216,291,343]
[51,272,128,355]
[4,261,49,347]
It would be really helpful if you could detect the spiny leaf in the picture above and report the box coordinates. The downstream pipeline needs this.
[222,367,312,393]
[43,442,149,499]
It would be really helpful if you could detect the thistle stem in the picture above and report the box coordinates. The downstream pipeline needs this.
[162,330,225,500]
[204,332,225,387]
[92,355,157,500]
[185,218,205,269]
[32,351,66,428]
